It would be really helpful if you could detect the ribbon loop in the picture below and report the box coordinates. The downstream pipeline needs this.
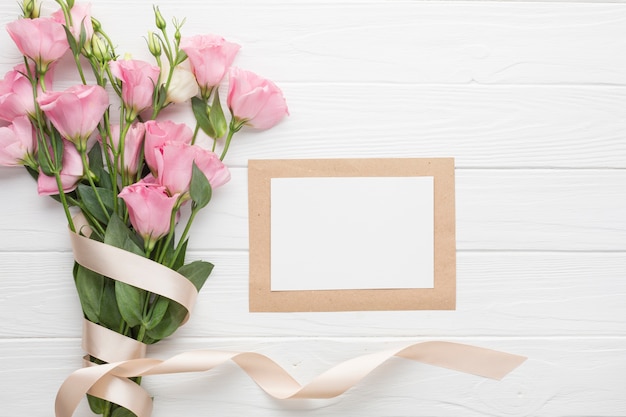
[56,342,526,417]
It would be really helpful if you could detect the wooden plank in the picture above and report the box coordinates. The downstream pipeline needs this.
[2,2,625,85]
[0,337,624,416]
[1,84,624,169]
[201,84,626,169]
[1,252,624,338]
[0,168,624,251]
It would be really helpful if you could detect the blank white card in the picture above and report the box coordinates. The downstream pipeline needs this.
[270,176,434,291]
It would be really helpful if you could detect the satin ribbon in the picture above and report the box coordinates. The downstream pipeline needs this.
[69,213,198,325]
[62,214,527,417]
[57,341,526,417]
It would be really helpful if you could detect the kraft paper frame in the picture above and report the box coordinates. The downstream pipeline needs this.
[248,158,456,312]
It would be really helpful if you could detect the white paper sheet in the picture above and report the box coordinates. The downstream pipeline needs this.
[270,176,434,291]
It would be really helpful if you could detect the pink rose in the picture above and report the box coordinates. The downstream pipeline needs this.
[0,63,55,122]
[51,3,94,41]
[154,141,230,196]
[227,67,288,130]
[118,179,180,247]
[143,120,192,174]
[180,34,240,94]
[0,67,35,122]
[37,84,109,151]
[0,116,36,167]
[159,59,199,104]
[6,18,69,69]
[102,122,145,176]
[37,140,84,195]
[109,59,160,118]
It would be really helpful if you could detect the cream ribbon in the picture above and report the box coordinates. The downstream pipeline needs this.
[60,214,527,417]
[57,341,527,417]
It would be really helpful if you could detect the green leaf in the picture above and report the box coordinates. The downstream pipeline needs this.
[50,129,64,171]
[87,394,106,414]
[62,24,80,56]
[111,406,138,417]
[87,141,104,174]
[189,163,212,209]
[73,262,104,323]
[104,214,144,256]
[175,50,187,65]
[155,84,167,111]
[143,296,169,330]
[191,96,216,138]
[145,301,186,342]
[77,184,115,225]
[144,260,213,341]
[98,277,123,331]
[159,236,187,271]
[38,129,64,176]
[209,88,227,138]
[78,19,87,51]
[88,142,112,190]
[37,142,55,176]
[171,239,188,270]
[178,260,213,291]
[115,281,146,328]
[104,216,147,329]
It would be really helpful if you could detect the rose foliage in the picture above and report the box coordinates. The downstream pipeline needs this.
[0,1,288,416]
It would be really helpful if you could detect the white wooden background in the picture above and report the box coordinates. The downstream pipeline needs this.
[1,0,626,416]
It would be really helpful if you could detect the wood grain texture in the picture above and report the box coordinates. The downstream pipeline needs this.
[0,0,624,415]
[0,338,624,416]
[1,168,624,251]
[3,1,625,84]
[1,252,625,338]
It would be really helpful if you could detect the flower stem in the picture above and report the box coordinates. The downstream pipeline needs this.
[156,198,183,265]
[169,204,198,268]
[72,53,87,84]
[219,126,236,161]
[55,173,75,232]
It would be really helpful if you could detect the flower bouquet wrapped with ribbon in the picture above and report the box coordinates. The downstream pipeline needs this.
[0,0,287,415]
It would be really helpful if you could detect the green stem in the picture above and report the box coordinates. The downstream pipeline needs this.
[68,196,106,237]
[105,65,123,98]
[219,125,237,161]
[192,123,201,146]
[156,211,179,265]
[72,53,87,84]
[54,173,75,232]
[169,205,198,268]
[117,121,132,187]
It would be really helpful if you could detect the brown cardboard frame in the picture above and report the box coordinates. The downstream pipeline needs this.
[248,158,456,312]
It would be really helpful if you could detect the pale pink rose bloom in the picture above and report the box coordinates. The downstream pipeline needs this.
[160,58,199,104]
[227,67,288,130]
[51,3,94,41]
[109,59,160,116]
[102,122,145,176]
[37,84,109,150]
[6,18,69,68]
[0,63,56,122]
[118,179,180,245]
[37,140,84,195]
[0,68,35,122]
[143,120,193,174]
[180,34,240,92]
[154,141,230,196]
[0,116,36,166]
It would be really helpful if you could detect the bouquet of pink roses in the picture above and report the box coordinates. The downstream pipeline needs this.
[0,0,287,415]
